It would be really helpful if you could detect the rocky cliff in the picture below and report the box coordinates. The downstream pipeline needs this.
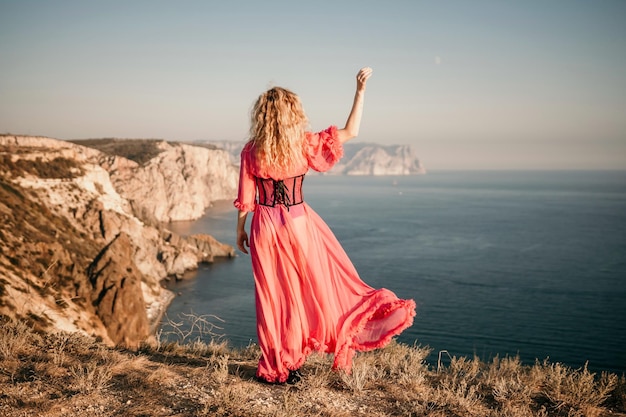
[328,143,426,175]
[206,140,426,175]
[0,135,237,348]
[71,138,239,222]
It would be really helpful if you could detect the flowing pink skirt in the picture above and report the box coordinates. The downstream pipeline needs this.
[249,202,416,383]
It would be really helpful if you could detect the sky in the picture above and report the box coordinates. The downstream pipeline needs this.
[1,0,625,170]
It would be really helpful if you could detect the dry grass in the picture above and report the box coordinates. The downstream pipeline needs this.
[68,138,166,165]
[0,316,624,417]
[0,155,84,179]
[541,361,618,417]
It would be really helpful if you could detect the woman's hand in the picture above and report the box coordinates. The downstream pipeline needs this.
[237,229,249,254]
[236,210,249,254]
[356,67,373,93]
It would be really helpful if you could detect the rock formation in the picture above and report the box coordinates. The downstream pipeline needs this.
[74,139,239,222]
[0,135,237,348]
[88,233,149,349]
[329,143,427,175]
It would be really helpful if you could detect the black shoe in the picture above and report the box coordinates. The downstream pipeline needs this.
[287,369,302,385]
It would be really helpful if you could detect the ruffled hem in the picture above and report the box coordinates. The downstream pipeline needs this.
[257,353,309,384]
[256,294,416,381]
[234,199,256,212]
[332,291,416,373]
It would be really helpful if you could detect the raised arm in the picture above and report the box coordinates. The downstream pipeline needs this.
[336,67,373,144]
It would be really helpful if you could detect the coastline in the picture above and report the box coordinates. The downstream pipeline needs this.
[146,286,177,335]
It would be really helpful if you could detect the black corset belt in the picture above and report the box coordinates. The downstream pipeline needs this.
[256,174,305,209]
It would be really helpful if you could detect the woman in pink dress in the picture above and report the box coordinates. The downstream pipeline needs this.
[234,67,416,384]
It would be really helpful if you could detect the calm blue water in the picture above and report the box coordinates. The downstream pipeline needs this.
[163,171,626,374]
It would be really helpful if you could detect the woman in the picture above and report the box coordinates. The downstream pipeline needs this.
[235,67,416,384]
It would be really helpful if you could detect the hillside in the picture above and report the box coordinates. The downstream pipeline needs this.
[0,135,237,349]
[0,317,624,417]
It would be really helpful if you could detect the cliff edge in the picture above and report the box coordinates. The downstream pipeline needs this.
[0,135,237,348]
[70,138,238,222]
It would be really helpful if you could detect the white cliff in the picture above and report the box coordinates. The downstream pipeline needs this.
[329,143,427,175]
[93,141,238,222]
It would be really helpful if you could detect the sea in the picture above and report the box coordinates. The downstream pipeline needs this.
[163,171,626,375]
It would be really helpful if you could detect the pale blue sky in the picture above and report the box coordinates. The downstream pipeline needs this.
[1,0,625,169]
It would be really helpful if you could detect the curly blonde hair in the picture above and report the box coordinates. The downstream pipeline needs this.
[249,87,308,174]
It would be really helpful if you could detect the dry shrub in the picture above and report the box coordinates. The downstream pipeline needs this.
[541,361,617,416]
[486,356,538,416]
[207,353,230,385]
[339,353,384,392]
[429,355,490,417]
[492,376,536,417]
[48,331,72,366]
[303,355,335,390]
[183,338,230,358]
[446,355,482,383]
[152,339,183,355]
[69,361,113,394]
[144,363,180,389]
[45,335,114,380]
[212,383,256,415]
[375,341,430,387]
[338,342,430,393]
[157,312,227,356]
[438,378,487,417]
[235,341,262,361]
[486,355,523,383]
[0,318,33,359]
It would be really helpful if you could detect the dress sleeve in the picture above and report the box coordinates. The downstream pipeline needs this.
[233,144,257,212]
[306,125,344,172]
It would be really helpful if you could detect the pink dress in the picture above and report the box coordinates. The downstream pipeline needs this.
[234,126,416,383]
